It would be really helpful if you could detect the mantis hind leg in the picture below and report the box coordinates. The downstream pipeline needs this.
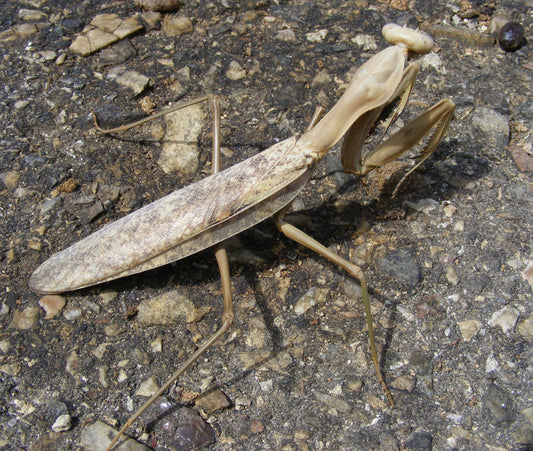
[274,213,395,408]
[106,95,235,451]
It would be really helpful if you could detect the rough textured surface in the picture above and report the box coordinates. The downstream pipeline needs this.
[0,1,532,450]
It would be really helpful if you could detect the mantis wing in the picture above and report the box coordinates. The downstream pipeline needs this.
[30,135,312,293]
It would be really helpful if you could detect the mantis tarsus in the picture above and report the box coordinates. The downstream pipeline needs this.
[29,24,455,450]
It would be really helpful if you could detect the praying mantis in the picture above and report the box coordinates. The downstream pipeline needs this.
[29,24,455,449]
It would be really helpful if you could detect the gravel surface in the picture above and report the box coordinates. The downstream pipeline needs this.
[1,1,532,450]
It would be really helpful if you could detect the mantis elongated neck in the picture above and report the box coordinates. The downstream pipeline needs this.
[301,45,405,159]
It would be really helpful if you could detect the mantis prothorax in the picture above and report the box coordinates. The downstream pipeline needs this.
[29,23,455,450]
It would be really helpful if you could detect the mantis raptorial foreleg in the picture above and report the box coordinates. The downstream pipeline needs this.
[340,62,455,196]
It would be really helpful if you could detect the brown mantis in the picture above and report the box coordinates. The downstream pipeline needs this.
[29,24,455,450]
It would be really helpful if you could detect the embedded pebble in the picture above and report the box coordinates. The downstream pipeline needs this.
[63,307,82,321]
[313,391,352,414]
[195,388,231,414]
[91,343,110,359]
[137,290,209,325]
[457,320,482,341]
[488,305,519,334]
[522,260,533,288]
[347,380,363,394]
[226,61,247,80]
[250,420,265,434]
[51,414,71,432]
[0,304,10,316]
[80,421,149,450]
[238,349,270,370]
[18,9,48,21]
[0,340,12,354]
[245,317,268,348]
[311,69,332,86]
[98,289,118,305]
[275,28,297,42]
[341,278,362,299]
[266,350,293,371]
[471,108,509,157]
[376,248,421,289]
[117,369,128,383]
[39,294,66,319]
[106,67,150,96]
[141,11,162,30]
[151,336,162,353]
[0,171,21,189]
[162,15,193,37]
[98,366,108,388]
[9,307,39,330]
[482,383,514,425]
[405,431,432,450]
[517,314,533,340]
[443,204,457,217]
[0,362,20,376]
[0,23,38,42]
[235,396,252,411]
[390,374,416,392]
[485,352,499,373]
[454,220,464,232]
[351,34,377,51]
[66,350,80,380]
[445,265,459,286]
[409,350,433,376]
[157,102,206,175]
[104,324,123,337]
[136,375,160,397]
[27,238,42,251]
[512,407,533,445]
[97,40,136,67]
[39,50,57,62]
[404,198,438,215]
[306,29,328,42]
[294,287,328,315]
[380,433,400,451]
[508,140,533,173]
[39,197,62,215]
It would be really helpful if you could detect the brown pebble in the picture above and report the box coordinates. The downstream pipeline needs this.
[39,294,66,319]
[9,307,40,330]
[250,420,265,434]
[194,388,231,414]
[498,21,525,52]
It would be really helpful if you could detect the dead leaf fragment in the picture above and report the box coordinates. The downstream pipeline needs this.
[51,178,78,197]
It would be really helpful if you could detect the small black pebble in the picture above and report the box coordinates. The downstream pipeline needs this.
[498,21,525,52]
